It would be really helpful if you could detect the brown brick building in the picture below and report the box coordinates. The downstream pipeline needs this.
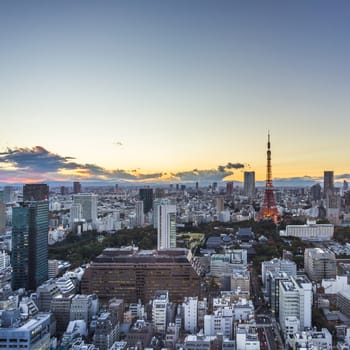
[81,247,201,303]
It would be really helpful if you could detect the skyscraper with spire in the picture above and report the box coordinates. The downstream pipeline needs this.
[257,132,279,223]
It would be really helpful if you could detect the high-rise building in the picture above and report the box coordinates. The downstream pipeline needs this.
[73,193,98,224]
[157,204,176,250]
[243,171,255,198]
[3,186,15,203]
[279,275,312,335]
[139,188,153,214]
[323,171,334,198]
[215,197,224,213]
[73,181,82,194]
[0,201,6,234]
[135,200,144,227]
[304,248,336,282]
[23,184,49,201]
[152,290,169,333]
[12,200,49,291]
[310,183,322,201]
[226,182,234,196]
[183,297,198,334]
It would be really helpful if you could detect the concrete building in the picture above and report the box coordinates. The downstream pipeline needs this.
[70,294,99,325]
[51,294,74,335]
[337,290,350,318]
[36,279,61,312]
[279,275,312,334]
[152,290,169,333]
[126,319,153,348]
[261,258,297,286]
[304,248,336,282]
[183,334,219,350]
[0,311,51,350]
[286,328,332,350]
[93,312,118,350]
[231,270,250,294]
[235,324,260,350]
[81,247,200,303]
[281,222,334,241]
[183,296,198,334]
[204,307,234,339]
[157,204,176,250]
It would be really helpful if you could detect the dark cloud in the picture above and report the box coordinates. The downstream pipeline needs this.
[0,146,244,183]
[175,169,233,182]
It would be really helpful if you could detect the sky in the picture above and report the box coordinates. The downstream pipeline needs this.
[0,0,350,184]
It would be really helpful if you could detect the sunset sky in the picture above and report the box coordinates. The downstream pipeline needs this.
[1,1,350,184]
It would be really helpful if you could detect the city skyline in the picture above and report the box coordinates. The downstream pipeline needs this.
[1,1,350,184]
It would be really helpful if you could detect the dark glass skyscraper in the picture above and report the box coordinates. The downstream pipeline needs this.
[12,186,49,291]
[139,188,153,214]
[23,184,49,201]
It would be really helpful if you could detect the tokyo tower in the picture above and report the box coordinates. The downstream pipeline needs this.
[257,132,280,223]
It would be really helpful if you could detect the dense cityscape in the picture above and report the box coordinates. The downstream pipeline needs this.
[2,1,350,349]
[0,134,350,350]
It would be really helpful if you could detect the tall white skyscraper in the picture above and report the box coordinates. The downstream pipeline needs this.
[157,204,176,250]
[243,171,255,198]
[135,200,144,227]
[73,193,98,224]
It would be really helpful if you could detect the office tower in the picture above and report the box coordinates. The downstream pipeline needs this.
[157,204,176,250]
[323,171,334,198]
[0,202,6,234]
[215,197,224,212]
[81,247,200,303]
[310,183,322,201]
[183,297,198,334]
[139,188,153,214]
[73,193,98,224]
[212,182,218,192]
[243,171,255,198]
[153,198,170,229]
[12,201,49,291]
[258,133,279,223]
[23,184,49,201]
[226,181,233,195]
[195,182,199,192]
[135,200,144,226]
[304,248,336,282]
[70,203,83,224]
[344,180,349,192]
[73,181,82,194]
[152,290,169,333]
[279,275,312,334]
[3,186,14,203]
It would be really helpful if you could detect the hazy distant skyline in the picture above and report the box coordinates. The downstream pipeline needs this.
[1,1,350,183]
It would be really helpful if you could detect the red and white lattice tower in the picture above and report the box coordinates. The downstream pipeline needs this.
[257,132,280,223]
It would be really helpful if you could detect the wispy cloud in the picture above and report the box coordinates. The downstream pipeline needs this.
[0,146,244,183]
